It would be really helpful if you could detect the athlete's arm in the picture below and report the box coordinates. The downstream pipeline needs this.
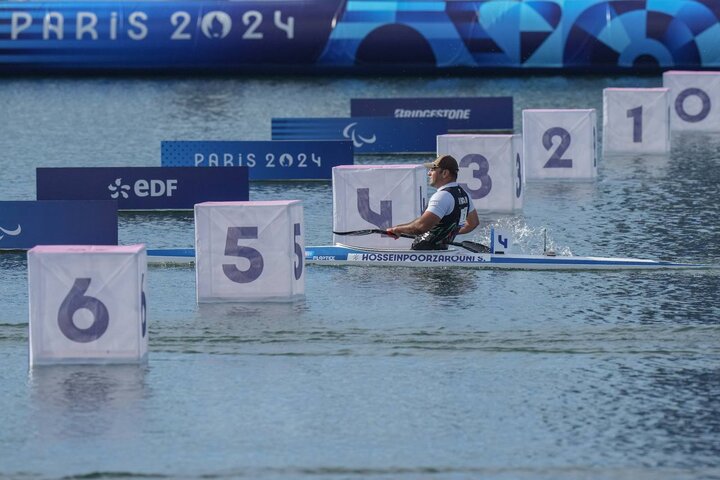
[456,209,479,235]
[388,210,441,236]
[387,191,450,238]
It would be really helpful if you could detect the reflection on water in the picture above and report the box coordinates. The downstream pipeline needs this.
[527,180,598,200]
[601,152,672,180]
[167,80,237,125]
[151,300,315,355]
[587,271,720,327]
[0,252,26,270]
[28,364,148,439]
[196,300,310,324]
[672,131,720,153]
[121,211,194,224]
[0,253,29,327]
[403,267,480,305]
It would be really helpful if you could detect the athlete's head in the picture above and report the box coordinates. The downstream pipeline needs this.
[424,154,459,186]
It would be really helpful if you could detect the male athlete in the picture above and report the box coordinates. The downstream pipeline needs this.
[386,154,479,250]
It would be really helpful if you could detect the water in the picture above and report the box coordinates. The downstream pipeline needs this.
[1,74,720,479]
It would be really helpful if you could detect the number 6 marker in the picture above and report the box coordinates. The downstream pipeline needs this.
[28,245,148,365]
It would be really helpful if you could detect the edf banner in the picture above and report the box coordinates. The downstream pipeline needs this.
[271,117,448,154]
[0,200,117,249]
[351,97,513,132]
[161,140,352,180]
[36,167,248,210]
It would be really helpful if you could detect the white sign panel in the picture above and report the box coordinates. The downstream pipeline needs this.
[490,227,512,254]
[522,109,597,180]
[603,88,670,154]
[195,200,304,303]
[663,71,720,131]
[28,245,148,366]
[332,165,426,249]
[437,134,523,213]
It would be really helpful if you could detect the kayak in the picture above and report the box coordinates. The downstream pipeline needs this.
[304,244,710,270]
[146,246,713,270]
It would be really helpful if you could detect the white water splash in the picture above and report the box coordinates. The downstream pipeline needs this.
[469,218,573,256]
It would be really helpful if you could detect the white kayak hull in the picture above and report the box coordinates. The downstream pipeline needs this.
[146,246,712,270]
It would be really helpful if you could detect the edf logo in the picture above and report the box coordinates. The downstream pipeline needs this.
[108,178,178,199]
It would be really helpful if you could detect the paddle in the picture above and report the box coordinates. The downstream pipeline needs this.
[332,229,491,254]
[333,228,414,239]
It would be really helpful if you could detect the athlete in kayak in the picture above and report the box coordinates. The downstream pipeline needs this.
[386,154,479,250]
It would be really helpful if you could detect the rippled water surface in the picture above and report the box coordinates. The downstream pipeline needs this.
[1,74,719,480]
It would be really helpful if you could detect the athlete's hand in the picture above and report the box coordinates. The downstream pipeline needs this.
[385,228,399,239]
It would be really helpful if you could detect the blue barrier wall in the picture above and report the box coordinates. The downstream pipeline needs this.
[0,201,117,249]
[1,0,718,72]
[36,167,249,210]
[161,141,353,180]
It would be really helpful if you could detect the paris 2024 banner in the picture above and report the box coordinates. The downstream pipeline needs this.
[1,0,719,72]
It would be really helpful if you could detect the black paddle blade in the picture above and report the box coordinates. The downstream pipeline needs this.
[459,241,491,253]
[332,229,386,236]
[332,229,414,240]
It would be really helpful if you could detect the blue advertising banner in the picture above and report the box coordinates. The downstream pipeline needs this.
[161,141,352,180]
[271,118,448,154]
[351,97,513,132]
[0,201,117,250]
[0,0,341,72]
[1,1,719,73]
[36,167,249,211]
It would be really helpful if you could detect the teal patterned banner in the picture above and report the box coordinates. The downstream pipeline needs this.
[0,0,718,72]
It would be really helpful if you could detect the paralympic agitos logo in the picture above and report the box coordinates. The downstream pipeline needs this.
[0,224,22,241]
[5,9,295,42]
[343,122,377,148]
